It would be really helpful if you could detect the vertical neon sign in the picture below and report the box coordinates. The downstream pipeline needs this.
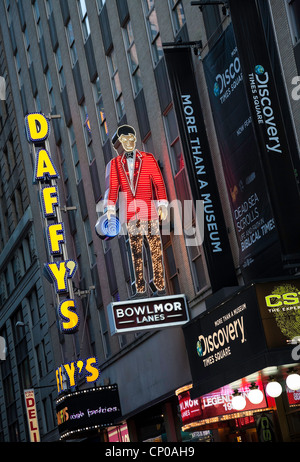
[25,112,79,334]
[25,113,100,393]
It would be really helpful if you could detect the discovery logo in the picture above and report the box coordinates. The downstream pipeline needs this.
[0,76,6,101]
[196,306,247,368]
[252,64,282,154]
[213,55,242,102]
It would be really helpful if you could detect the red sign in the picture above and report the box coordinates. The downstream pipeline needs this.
[177,389,202,425]
[287,387,300,407]
[200,382,267,419]
[108,424,130,442]
[178,380,268,426]
[24,389,40,442]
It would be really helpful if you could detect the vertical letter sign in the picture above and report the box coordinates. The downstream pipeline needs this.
[164,46,238,292]
[25,113,100,394]
[24,389,40,442]
[228,0,300,270]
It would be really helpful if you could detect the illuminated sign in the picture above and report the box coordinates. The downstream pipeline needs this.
[56,385,122,440]
[55,357,100,394]
[101,124,168,295]
[256,278,300,348]
[107,294,189,335]
[25,113,100,392]
[177,380,268,429]
[24,389,41,442]
[95,213,121,241]
[25,112,79,335]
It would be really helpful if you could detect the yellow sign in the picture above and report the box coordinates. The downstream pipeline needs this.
[25,112,79,334]
[55,357,100,394]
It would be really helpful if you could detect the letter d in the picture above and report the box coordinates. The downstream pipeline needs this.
[25,113,50,143]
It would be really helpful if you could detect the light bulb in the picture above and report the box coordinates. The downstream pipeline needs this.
[286,373,300,391]
[232,394,246,411]
[248,388,264,405]
[265,381,282,398]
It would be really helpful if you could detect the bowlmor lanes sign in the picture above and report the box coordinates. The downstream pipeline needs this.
[107,294,189,334]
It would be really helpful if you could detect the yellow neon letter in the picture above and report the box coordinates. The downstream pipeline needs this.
[41,186,59,216]
[85,357,100,383]
[59,299,79,333]
[63,362,76,388]
[35,149,59,180]
[46,261,68,292]
[25,113,50,143]
[48,223,65,254]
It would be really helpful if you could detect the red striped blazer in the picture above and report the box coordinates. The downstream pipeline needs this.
[104,150,168,222]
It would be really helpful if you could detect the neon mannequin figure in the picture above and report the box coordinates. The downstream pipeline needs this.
[104,125,168,295]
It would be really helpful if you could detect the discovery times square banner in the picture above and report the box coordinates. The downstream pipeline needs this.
[203,23,279,281]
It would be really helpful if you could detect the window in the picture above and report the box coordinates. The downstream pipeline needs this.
[84,217,96,267]
[165,243,180,294]
[78,0,90,42]
[96,0,106,13]
[45,0,53,18]
[68,125,82,183]
[23,27,32,67]
[11,308,32,392]
[34,94,42,112]
[93,77,109,144]
[55,47,66,90]
[169,0,186,35]
[5,0,12,26]
[45,69,55,110]
[142,0,164,66]
[33,0,43,41]
[107,49,125,120]
[98,307,111,358]
[164,106,184,175]
[187,240,208,293]
[80,104,94,163]
[123,20,143,96]
[286,0,300,44]
[14,51,22,89]
[28,287,41,326]
[66,19,78,66]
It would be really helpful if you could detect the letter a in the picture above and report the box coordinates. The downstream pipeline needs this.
[35,149,59,181]
[25,113,50,143]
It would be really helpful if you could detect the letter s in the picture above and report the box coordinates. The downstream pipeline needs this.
[85,357,100,383]
[58,299,79,333]
[283,292,299,305]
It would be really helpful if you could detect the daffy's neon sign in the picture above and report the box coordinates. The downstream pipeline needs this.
[25,113,79,334]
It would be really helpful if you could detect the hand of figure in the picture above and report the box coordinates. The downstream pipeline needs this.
[158,204,168,221]
[106,209,115,220]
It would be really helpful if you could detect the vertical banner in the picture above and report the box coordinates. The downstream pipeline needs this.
[164,47,238,292]
[203,24,280,280]
[24,389,40,442]
[228,0,300,270]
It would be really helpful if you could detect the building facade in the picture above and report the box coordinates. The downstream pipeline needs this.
[0,0,299,442]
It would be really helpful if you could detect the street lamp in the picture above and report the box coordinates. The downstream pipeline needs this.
[286,370,300,391]
[265,379,282,398]
[232,390,246,410]
[248,383,264,405]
